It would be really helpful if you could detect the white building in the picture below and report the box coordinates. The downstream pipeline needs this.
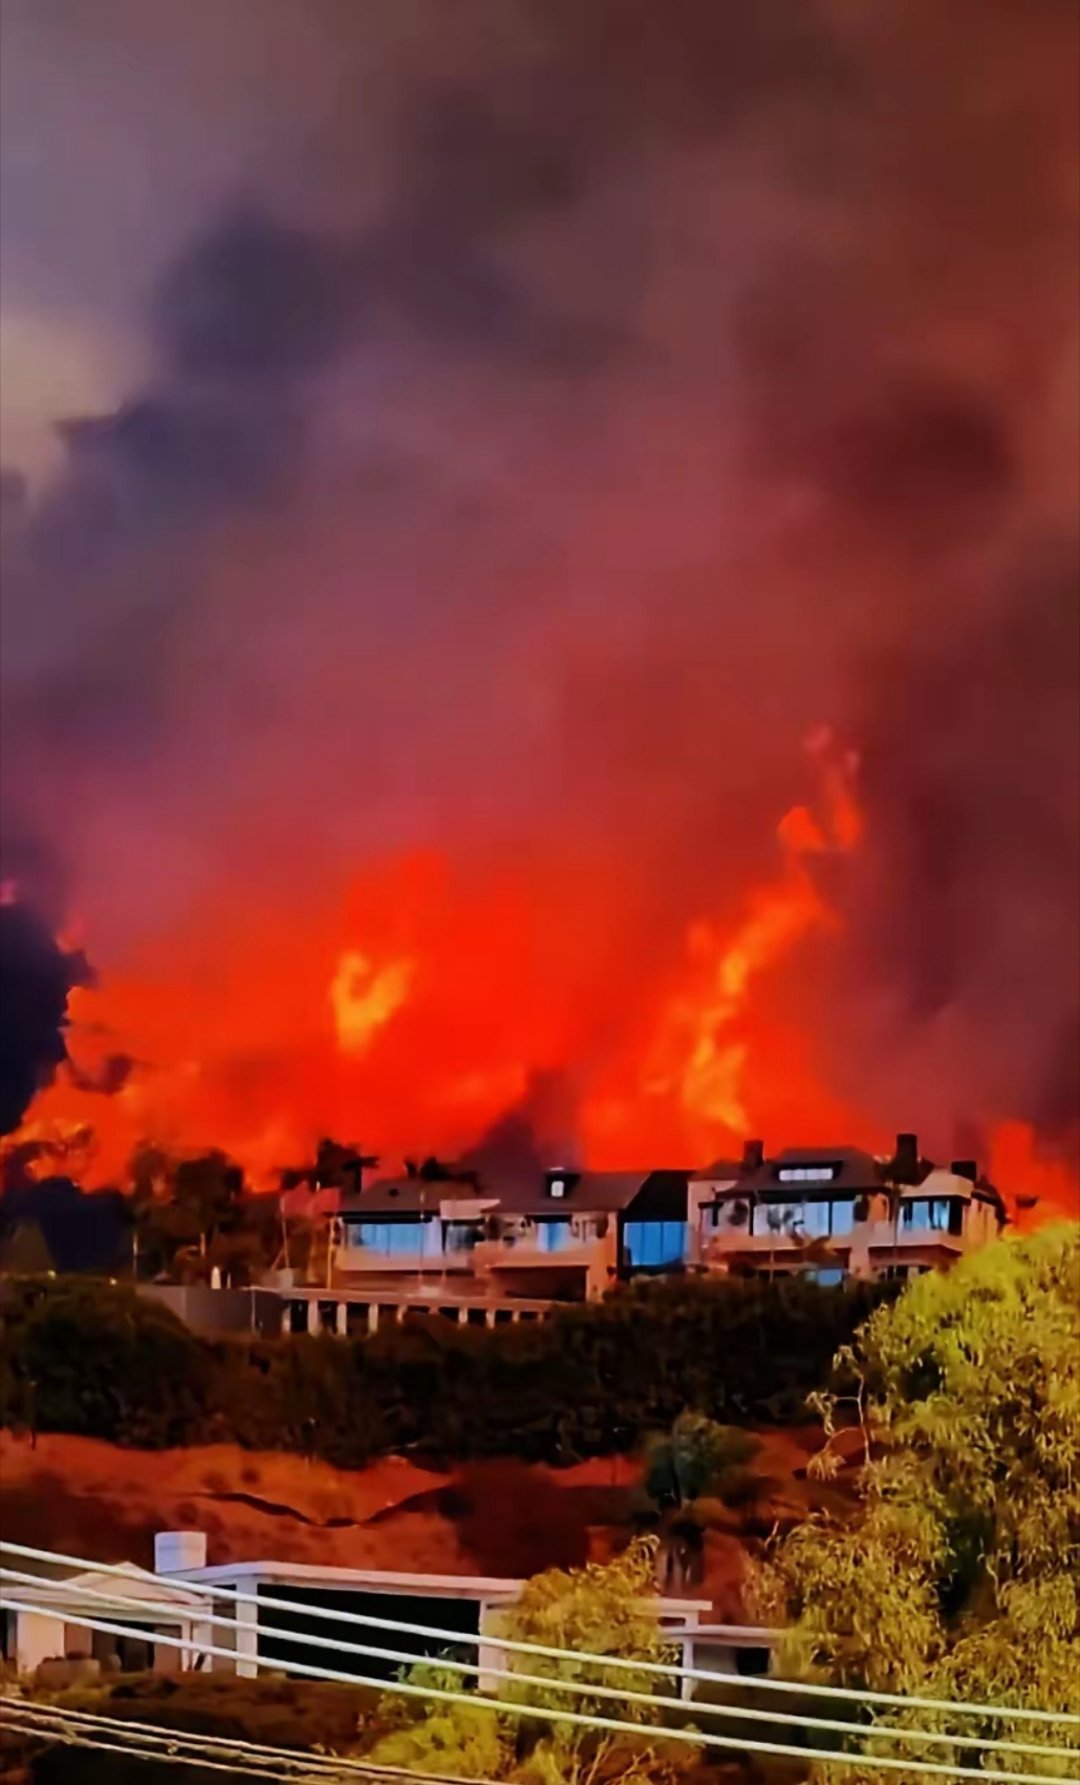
[2,1561,207,1676]
[153,1535,713,1689]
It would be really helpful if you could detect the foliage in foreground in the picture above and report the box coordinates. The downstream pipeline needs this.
[0,1672,378,1784]
[753,1226,1080,1782]
[0,1271,890,1463]
[369,1537,697,1782]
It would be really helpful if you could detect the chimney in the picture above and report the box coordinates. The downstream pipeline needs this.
[154,1531,207,1574]
[893,1132,920,1183]
[950,1159,978,1183]
[742,1139,765,1172]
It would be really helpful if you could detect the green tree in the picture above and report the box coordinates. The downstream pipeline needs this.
[642,1412,761,1591]
[644,1411,759,1510]
[753,1226,1080,1780]
[368,1539,696,1782]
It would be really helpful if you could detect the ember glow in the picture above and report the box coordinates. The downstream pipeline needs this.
[1,0,1077,1213]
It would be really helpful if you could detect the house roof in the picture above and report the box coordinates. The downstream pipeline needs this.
[740,1146,884,1195]
[162,1558,710,1617]
[690,1159,743,1183]
[342,1169,685,1220]
[15,1563,205,1615]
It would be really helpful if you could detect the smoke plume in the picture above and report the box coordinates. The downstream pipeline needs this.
[0,896,87,1134]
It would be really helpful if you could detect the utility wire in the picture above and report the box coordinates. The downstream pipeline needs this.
[1,1595,1071,1784]
[5,1539,1074,1732]
[2,1695,514,1784]
[2,1563,1072,1768]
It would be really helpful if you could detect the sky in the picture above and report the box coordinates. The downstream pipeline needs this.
[1,0,1078,1199]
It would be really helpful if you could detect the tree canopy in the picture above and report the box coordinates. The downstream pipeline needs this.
[369,1538,696,1783]
[755,1225,1080,1780]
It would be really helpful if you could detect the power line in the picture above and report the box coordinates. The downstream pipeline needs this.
[3,1696,513,1784]
[1,1596,1070,1784]
[6,1540,1074,1732]
[2,1563,1072,1768]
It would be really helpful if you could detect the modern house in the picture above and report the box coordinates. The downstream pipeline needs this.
[137,1130,1010,1341]
[151,1534,714,1688]
[334,1166,693,1305]
[695,1133,1007,1283]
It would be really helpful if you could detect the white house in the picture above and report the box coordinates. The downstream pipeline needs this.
[153,1536,712,1689]
[2,1561,208,1676]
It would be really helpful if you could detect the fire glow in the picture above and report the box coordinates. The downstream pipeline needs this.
[5,733,1075,1219]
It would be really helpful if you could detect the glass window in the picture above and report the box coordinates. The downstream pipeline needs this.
[624,1221,687,1267]
[536,1220,573,1253]
[811,1267,844,1287]
[801,1201,831,1238]
[751,1199,855,1239]
[355,1221,425,1255]
[902,1198,954,1232]
[777,1166,836,1183]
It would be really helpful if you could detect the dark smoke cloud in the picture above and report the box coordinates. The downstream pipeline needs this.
[0,899,88,1134]
[1,0,1077,1161]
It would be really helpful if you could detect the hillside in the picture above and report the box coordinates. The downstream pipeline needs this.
[0,1425,859,1615]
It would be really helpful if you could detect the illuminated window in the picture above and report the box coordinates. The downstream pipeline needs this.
[624,1221,687,1268]
[354,1221,425,1256]
[548,1178,566,1199]
[777,1166,836,1183]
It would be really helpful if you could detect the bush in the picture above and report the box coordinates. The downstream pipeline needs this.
[0,1273,892,1466]
[9,1673,382,1784]
[0,1278,211,1448]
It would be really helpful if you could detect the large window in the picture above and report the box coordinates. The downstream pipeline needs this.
[353,1221,425,1256]
[902,1198,963,1235]
[750,1199,856,1239]
[624,1220,687,1268]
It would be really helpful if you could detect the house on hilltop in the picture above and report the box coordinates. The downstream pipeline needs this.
[695,1132,1006,1283]
[335,1164,694,1303]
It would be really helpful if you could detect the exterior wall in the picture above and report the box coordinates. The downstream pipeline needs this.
[688,1176,738,1264]
[13,1610,61,1672]
[139,1284,283,1337]
[704,1177,998,1283]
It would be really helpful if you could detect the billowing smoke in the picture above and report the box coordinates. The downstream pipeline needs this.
[1,0,1076,1179]
[0,895,87,1134]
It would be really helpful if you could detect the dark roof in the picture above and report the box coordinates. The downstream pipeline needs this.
[341,1168,688,1220]
[339,1176,476,1217]
[742,1147,884,1196]
[690,1158,743,1182]
[623,1170,690,1220]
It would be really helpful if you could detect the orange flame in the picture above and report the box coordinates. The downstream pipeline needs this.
[330,951,415,1056]
[2,733,1074,1215]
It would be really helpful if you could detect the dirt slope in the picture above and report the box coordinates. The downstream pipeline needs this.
[0,1426,857,1613]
